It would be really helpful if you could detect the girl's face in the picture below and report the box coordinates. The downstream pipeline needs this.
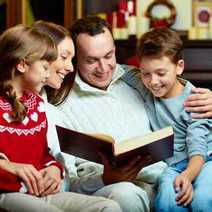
[13,59,50,96]
[46,37,75,89]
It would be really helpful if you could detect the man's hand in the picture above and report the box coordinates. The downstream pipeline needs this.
[174,173,193,206]
[100,153,152,185]
[39,165,62,196]
[184,87,212,118]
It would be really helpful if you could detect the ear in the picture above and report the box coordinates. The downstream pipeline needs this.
[176,59,184,76]
[16,60,27,73]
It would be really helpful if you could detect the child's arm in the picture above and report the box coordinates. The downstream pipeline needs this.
[42,145,65,179]
[40,153,64,196]
[182,109,212,161]
[173,110,212,206]
[180,155,204,182]
[0,159,42,195]
[39,165,62,196]
[174,155,204,206]
[0,164,22,192]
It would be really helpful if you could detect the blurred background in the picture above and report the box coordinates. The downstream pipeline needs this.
[1,0,212,88]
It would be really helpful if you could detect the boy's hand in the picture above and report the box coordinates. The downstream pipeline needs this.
[39,166,62,196]
[184,87,212,118]
[174,173,193,206]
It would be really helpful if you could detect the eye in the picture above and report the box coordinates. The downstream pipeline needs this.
[61,56,67,60]
[43,65,49,71]
[158,72,166,76]
[142,72,150,77]
[61,54,68,61]
[105,53,113,59]
[86,59,97,64]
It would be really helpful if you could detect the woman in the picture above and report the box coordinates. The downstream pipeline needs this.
[32,21,77,158]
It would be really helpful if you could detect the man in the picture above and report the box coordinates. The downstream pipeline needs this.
[48,17,212,212]
[57,16,156,212]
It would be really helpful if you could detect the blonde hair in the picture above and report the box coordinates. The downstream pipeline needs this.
[0,24,57,122]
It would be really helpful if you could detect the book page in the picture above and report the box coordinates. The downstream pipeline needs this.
[114,126,173,155]
[89,133,115,144]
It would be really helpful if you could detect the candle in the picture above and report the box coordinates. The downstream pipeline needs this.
[188,27,197,40]
[128,16,137,35]
[136,16,150,39]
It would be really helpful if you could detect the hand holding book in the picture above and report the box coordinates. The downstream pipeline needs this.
[101,153,153,184]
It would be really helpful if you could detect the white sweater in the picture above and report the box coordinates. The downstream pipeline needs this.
[46,64,166,193]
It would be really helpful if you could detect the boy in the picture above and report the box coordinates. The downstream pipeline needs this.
[122,28,212,211]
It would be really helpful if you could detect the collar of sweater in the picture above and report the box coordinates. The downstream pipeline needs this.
[75,64,125,94]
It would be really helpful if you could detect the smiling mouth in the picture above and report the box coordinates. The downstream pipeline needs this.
[151,85,164,91]
[58,73,65,79]
[152,88,161,91]
[95,71,111,78]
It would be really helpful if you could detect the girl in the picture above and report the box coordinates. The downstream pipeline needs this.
[0,24,61,195]
[0,25,121,212]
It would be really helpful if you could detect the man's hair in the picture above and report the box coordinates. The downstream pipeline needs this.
[137,28,183,64]
[70,16,111,44]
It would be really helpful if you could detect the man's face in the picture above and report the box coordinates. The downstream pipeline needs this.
[76,27,116,90]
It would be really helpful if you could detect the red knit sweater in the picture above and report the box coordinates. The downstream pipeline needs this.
[0,92,64,192]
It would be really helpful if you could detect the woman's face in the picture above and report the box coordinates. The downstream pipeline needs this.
[47,36,75,89]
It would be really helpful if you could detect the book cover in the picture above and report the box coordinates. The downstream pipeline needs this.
[56,126,174,166]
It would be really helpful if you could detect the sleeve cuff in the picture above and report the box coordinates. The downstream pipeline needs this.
[0,153,9,160]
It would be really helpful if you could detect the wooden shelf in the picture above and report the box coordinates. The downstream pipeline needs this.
[183,39,212,48]
[6,0,75,29]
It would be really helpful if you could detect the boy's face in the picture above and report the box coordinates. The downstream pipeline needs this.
[139,56,184,98]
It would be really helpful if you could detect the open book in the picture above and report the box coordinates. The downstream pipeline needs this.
[56,126,174,166]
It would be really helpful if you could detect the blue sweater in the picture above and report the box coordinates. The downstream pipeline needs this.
[122,67,212,166]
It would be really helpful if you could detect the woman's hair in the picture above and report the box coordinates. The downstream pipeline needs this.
[0,24,57,122]
[32,20,76,106]
[137,27,183,64]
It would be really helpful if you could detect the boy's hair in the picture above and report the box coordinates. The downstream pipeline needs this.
[70,16,112,44]
[0,24,57,122]
[32,20,76,106]
[137,28,183,64]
